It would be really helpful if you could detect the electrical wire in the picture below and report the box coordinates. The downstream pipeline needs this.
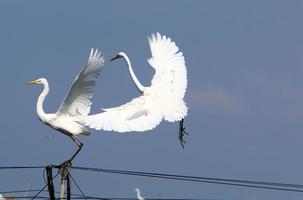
[31,170,60,200]
[0,189,46,194]
[42,167,47,185]
[61,198,218,200]
[2,165,303,198]
[71,166,303,193]
[68,171,88,200]
[6,196,218,200]
[0,166,44,170]
[6,196,49,199]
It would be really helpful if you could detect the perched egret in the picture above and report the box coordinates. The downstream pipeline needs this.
[134,188,145,200]
[83,33,188,147]
[28,48,104,162]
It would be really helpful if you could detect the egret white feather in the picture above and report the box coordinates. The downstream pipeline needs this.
[83,33,188,146]
[28,48,104,162]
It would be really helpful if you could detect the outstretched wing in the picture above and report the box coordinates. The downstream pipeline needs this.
[57,48,104,121]
[83,96,163,132]
[148,33,187,99]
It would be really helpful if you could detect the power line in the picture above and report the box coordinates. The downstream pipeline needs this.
[72,167,303,188]
[0,189,45,194]
[0,166,44,170]
[0,192,218,200]
[6,196,49,199]
[10,196,217,200]
[0,189,219,200]
[60,198,219,200]
[71,166,303,193]
[2,165,303,190]
[2,165,303,195]
[68,172,88,200]
[0,176,220,199]
[32,170,60,200]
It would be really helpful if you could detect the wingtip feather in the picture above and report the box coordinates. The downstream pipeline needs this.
[90,48,93,57]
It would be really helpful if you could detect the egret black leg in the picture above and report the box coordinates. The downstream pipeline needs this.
[68,135,83,163]
[179,119,188,149]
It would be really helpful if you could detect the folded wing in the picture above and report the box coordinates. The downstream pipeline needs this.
[57,48,104,121]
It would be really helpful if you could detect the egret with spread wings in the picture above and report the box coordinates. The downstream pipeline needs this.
[28,49,104,162]
[83,33,188,147]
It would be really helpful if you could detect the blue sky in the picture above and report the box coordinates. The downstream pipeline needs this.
[1,1,303,199]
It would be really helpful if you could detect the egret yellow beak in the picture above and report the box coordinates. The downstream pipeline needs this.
[27,79,39,85]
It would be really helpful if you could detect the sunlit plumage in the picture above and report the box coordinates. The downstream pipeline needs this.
[83,33,188,147]
[28,48,104,162]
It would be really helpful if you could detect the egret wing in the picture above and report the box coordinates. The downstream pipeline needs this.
[57,48,104,121]
[83,96,163,132]
[148,33,187,99]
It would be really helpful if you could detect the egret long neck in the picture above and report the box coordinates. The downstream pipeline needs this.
[135,189,143,199]
[122,54,145,93]
[37,81,49,121]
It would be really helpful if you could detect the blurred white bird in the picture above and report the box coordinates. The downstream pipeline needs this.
[0,194,5,200]
[134,188,145,200]
[83,33,188,147]
[28,49,104,162]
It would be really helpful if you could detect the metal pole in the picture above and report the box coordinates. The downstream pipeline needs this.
[46,165,55,200]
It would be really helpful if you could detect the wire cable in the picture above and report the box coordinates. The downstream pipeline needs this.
[0,166,45,170]
[3,165,303,196]
[68,171,88,200]
[10,196,218,200]
[32,170,60,200]
[71,166,303,193]
[72,167,303,188]
[63,198,218,200]
[7,196,49,199]
[42,167,47,185]
[0,189,46,194]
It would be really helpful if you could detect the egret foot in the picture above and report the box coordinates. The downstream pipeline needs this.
[56,159,72,169]
[179,119,189,149]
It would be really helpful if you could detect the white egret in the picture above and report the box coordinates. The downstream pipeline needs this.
[134,188,145,200]
[28,48,104,162]
[83,33,188,147]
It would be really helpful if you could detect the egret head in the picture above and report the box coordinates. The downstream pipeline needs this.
[110,51,126,62]
[27,78,47,85]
